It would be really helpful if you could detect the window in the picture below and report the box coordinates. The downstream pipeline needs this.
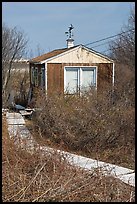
[65,68,79,93]
[41,67,45,87]
[64,66,97,94]
[81,68,96,91]
[31,67,38,86]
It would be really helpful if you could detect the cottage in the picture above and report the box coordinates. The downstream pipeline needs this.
[29,26,114,97]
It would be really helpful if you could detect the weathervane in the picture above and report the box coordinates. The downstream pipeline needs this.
[65,24,74,39]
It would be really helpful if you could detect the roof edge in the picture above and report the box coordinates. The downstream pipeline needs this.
[39,45,80,64]
[30,44,114,64]
[81,45,114,62]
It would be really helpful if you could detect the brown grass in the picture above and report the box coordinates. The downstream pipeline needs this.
[2,116,135,202]
[30,86,135,170]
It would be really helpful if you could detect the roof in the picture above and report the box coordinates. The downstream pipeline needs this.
[30,44,114,64]
[30,45,78,63]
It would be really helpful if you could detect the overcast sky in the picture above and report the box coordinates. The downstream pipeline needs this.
[2,2,134,58]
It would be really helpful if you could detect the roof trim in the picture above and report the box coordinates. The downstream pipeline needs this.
[40,45,80,64]
[30,44,114,64]
[81,45,114,62]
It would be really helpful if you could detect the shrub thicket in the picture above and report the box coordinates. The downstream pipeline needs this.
[2,117,135,202]
[32,68,134,169]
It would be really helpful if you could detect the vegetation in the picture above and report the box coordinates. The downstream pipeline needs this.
[109,6,135,69]
[2,23,28,107]
[10,69,30,107]
[29,84,134,170]
[29,6,135,170]
[2,117,135,202]
[2,5,135,202]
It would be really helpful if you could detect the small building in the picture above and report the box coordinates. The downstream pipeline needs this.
[29,25,114,97]
[12,58,29,73]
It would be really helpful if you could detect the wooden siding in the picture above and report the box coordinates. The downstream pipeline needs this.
[47,62,113,94]
[47,63,64,95]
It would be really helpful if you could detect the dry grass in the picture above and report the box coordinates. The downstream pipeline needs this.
[3,116,135,202]
[3,62,135,202]
[30,86,135,170]
[26,117,135,171]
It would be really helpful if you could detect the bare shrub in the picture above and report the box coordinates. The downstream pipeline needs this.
[5,69,30,108]
[2,117,135,202]
[32,83,134,169]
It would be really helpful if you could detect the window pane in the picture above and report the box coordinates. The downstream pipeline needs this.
[66,68,78,93]
[81,68,96,91]
[41,68,45,87]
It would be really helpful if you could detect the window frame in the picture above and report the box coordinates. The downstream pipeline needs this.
[64,66,97,94]
[31,66,39,86]
[64,67,80,94]
[81,67,97,91]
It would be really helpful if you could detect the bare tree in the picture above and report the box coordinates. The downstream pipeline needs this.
[108,5,135,108]
[109,6,135,69]
[2,23,28,106]
[35,43,45,56]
